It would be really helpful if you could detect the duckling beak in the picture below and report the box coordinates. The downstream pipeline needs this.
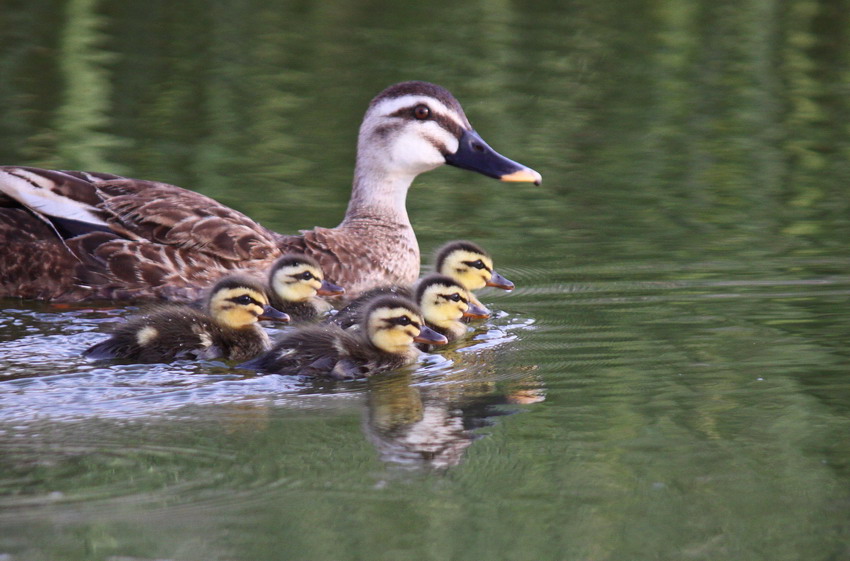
[463,300,491,320]
[487,270,515,291]
[445,129,542,185]
[317,279,345,297]
[414,325,449,346]
[259,305,290,323]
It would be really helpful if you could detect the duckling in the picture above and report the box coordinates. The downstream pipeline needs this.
[432,240,515,316]
[0,81,541,302]
[331,274,488,345]
[240,295,448,379]
[266,254,345,321]
[83,275,289,363]
[413,274,489,345]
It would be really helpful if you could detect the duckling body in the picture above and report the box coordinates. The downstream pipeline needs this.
[241,295,447,379]
[84,275,288,362]
[0,82,540,303]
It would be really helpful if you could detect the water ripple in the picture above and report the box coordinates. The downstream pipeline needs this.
[0,303,538,425]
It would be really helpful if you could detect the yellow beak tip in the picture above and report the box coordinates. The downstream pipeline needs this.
[500,168,542,185]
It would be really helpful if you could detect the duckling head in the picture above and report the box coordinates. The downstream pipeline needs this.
[208,275,289,329]
[434,240,515,293]
[355,81,541,190]
[363,295,448,355]
[268,254,345,303]
[415,274,489,336]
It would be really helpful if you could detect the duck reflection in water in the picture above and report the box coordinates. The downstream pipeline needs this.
[363,364,545,470]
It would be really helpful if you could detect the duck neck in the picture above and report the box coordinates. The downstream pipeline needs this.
[341,162,414,228]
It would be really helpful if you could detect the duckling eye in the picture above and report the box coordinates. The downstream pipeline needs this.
[396,316,412,326]
[233,294,253,305]
[413,105,430,120]
[471,260,486,270]
[299,271,314,281]
[449,293,462,302]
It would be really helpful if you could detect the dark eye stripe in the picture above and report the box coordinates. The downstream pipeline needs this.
[463,260,492,273]
[388,106,464,139]
[229,295,263,306]
[383,316,420,329]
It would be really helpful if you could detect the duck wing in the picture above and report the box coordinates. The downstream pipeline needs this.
[0,167,284,300]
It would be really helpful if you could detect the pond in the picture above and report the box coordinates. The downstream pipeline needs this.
[2,0,850,560]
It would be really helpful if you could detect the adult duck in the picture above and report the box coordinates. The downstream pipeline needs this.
[0,81,541,302]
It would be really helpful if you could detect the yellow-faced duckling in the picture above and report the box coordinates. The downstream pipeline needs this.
[0,82,541,303]
[241,295,447,379]
[331,274,488,346]
[413,274,489,345]
[433,240,514,316]
[84,275,289,363]
[266,254,344,321]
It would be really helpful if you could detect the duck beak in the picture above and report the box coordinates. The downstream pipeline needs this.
[487,270,515,290]
[317,279,345,297]
[259,305,290,323]
[463,300,491,319]
[445,129,542,185]
[414,325,449,346]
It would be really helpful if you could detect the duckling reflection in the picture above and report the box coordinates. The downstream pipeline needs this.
[363,366,545,470]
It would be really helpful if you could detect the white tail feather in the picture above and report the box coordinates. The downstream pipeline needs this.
[0,168,108,226]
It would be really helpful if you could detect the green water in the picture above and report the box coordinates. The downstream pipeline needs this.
[2,0,850,559]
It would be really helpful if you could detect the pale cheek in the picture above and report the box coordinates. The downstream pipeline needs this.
[442,134,460,156]
[390,137,444,172]
[461,272,485,290]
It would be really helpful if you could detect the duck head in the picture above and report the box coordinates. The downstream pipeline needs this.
[208,275,290,329]
[435,240,514,293]
[349,82,541,219]
[415,273,490,339]
[364,295,448,355]
[268,254,345,303]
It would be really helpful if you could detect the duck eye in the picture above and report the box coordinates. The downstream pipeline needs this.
[413,105,430,120]
[233,294,253,305]
[397,316,411,326]
[450,293,461,302]
[300,271,314,281]
[472,260,485,269]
